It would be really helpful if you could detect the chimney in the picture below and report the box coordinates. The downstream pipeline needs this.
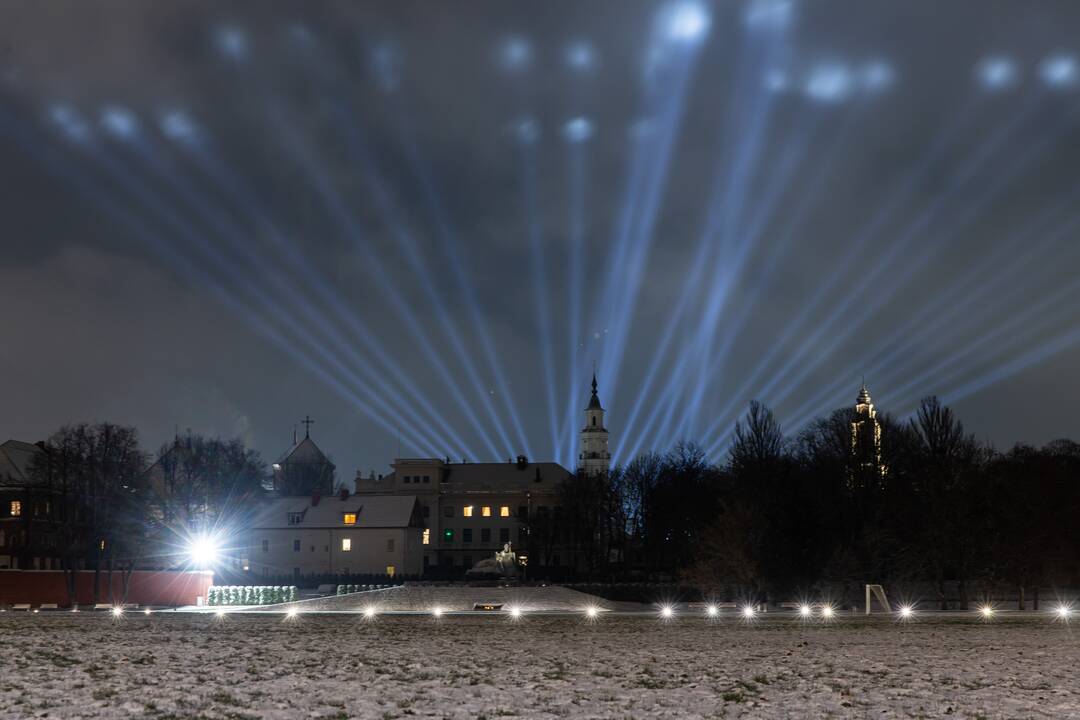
[339,486,349,501]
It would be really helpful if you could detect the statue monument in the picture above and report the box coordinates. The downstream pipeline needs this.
[466,543,519,580]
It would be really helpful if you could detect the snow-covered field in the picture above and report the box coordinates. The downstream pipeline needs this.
[2,613,1078,718]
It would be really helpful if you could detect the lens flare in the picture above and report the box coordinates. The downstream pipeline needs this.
[977,56,1018,90]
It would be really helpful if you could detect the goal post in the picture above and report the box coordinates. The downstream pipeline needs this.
[865,584,890,614]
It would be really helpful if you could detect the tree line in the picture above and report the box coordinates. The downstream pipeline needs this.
[23,425,265,605]
[552,397,1080,608]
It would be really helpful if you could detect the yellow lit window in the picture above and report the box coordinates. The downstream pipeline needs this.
[342,538,352,551]
[9,500,21,517]
[500,506,510,517]
[99,539,105,551]
[343,513,357,525]
[422,529,430,545]
[386,565,396,577]
[463,505,474,517]
[482,506,492,517]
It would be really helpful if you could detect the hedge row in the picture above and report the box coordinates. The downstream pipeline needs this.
[335,584,393,595]
[207,586,298,606]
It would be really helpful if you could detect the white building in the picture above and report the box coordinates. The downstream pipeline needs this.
[245,492,425,580]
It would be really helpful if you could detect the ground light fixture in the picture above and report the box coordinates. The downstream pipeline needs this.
[111,606,123,618]
[820,605,835,619]
[979,605,995,620]
[705,605,718,618]
[585,606,599,619]
[1055,605,1072,620]
[363,606,377,620]
[898,605,914,620]
[799,604,812,618]
[660,605,674,619]
[741,605,756,620]
[215,608,227,618]
[508,607,522,619]
[286,608,298,619]
[431,606,444,618]
[144,608,151,616]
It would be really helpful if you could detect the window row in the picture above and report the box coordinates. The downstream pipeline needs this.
[401,475,431,484]
[439,527,517,544]
[261,538,396,553]
[439,505,527,519]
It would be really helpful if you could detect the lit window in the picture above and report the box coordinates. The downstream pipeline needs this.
[422,529,430,545]
[482,506,491,517]
[463,505,474,517]
[99,539,105,551]
[500,506,510,517]
[343,513,357,525]
[342,538,352,552]
[9,501,21,517]
[386,565,396,577]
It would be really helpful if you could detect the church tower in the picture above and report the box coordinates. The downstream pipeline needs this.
[850,383,884,479]
[578,374,611,477]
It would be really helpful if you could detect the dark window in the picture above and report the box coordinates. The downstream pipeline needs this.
[463,528,473,543]
[422,505,431,518]
[423,555,430,567]
[518,527,526,542]
[552,555,561,566]
[500,528,510,543]
[387,538,395,552]
[403,476,410,484]
[537,506,549,517]
[423,475,431,483]
[592,416,596,426]
[288,512,303,525]
[481,528,491,543]
[443,506,454,518]
[517,506,528,519]
[262,540,268,553]
[293,539,300,552]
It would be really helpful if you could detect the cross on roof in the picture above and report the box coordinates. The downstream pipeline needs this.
[301,415,314,438]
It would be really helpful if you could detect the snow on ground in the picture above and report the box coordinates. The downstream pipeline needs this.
[254,584,637,613]
[1,613,1078,719]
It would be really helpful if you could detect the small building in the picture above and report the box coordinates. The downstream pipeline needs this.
[245,492,425,581]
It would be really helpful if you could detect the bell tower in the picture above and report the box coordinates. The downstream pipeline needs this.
[851,382,884,479]
[578,373,610,477]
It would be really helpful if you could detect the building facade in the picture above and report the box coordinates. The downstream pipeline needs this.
[851,383,885,480]
[245,493,425,579]
[0,439,61,571]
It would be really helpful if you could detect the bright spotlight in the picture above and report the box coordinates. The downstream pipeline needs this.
[188,536,220,568]
[160,110,197,143]
[49,105,91,142]
[565,40,595,71]
[111,606,123,618]
[977,56,1018,90]
[100,106,138,138]
[705,604,718,618]
[143,608,151,616]
[498,36,533,72]
[215,26,248,60]
[798,604,812,618]
[898,605,914,620]
[859,60,894,92]
[431,606,444,618]
[820,605,835,619]
[741,605,756,620]
[660,605,674,619]
[511,116,541,144]
[585,606,599,619]
[663,1,711,43]
[805,63,853,102]
[978,605,995,619]
[1055,605,1072,620]
[215,608,227,618]
[563,117,595,143]
[1040,54,1078,88]
[744,0,794,30]
[509,607,523,619]
[363,606,377,620]
[286,608,298,619]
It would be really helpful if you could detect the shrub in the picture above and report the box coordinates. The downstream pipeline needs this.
[205,585,299,607]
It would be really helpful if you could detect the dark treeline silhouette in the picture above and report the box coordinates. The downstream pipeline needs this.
[26,424,266,605]
[553,397,1080,608]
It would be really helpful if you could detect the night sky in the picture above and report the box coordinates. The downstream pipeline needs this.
[2,0,1079,477]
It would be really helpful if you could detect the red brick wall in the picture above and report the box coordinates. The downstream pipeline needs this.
[0,570,213,607]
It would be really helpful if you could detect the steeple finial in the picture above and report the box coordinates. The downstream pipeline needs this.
[301,415,314,438]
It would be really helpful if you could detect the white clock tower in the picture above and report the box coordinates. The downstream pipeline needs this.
[578,373,611,477]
